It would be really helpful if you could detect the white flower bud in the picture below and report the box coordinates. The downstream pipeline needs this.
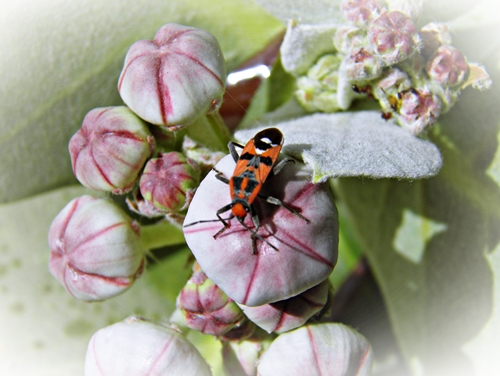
[84,316,211,376]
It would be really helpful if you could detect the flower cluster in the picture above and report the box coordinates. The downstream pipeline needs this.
[52,23,227,301]
[289,0,491,135]
[50,20,372,376]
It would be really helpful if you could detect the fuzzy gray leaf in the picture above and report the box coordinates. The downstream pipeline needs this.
[235,112,442,182]
[252,0,343,25]
[280,21,338,76]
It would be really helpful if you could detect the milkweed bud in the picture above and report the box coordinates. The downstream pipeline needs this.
[183,154,338,307]
[177,263,245,336]
[48,196,144,301]
[69,107,154,194]
[257,323,373,376]
[118,23,226,129]
[139,152,200,217]
[239,278,331,333]
[85,316,211,376]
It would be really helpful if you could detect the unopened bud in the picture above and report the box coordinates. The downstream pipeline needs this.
[239,278,331,333]
[139,152,200,216]
[257,323,373,376]
[69,107,154,194]
[118,23,226,128]
[85,316,211,376]
[48,196,144,301]
[177,263,245,336]
[295,54,344,113]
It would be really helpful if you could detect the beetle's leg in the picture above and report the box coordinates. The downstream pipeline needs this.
[228,141,245,163]
[237,214,278,254]
[258,194,309,223]
[213,203,235,238]
[213,168,230,184]
[271,157,295,176]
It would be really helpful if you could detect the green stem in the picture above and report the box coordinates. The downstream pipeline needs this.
[186,111,231,152]
[140,221,186,251]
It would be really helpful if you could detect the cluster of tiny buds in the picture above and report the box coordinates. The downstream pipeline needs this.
[295,0,491,135]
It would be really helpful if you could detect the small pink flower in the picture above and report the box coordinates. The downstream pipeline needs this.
[48,196,144,301]
[341,0,385,27]
[398,88,441,135]
[118,23,226,128]
[69,107,154,194]
[427,45,469,87]
[183,154,338,306]
[368,11,418,65]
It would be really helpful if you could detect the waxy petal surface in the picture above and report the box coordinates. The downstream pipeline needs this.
[184,155,338,306]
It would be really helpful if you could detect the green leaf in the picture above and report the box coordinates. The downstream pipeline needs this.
[0,186,174,375]
[235,112,443,182]
[462,242,500,376]
[0,0,283,203]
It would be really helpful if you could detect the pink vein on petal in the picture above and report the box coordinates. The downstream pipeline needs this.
[356,345,372,376]
[147,336,175,376]
[117,46,156,91]
[89,140,115,187]
[91,333,105,376]
[241,253,261,305]
[273,301,288,332]
[175,51,224,87]
[65,262,133,287]
[307,326,323,376]
[277,232,334,269]
[55,198,79,254]
[156,58,171,124]
[69,222,126,255]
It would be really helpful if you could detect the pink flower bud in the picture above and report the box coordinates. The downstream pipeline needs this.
[118,23,226,128]
[183,154,338,307]
[139,152,200,216]
[177,263,245,336]
[426,45,469,87]
[69,107,154,194]
[341,0,385,27]
[239,278,331,333]
[48,196,144,301]
[85,316,211,376]
[368,11,418,65]
[257,323,373,376]
[125,190,165,218]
